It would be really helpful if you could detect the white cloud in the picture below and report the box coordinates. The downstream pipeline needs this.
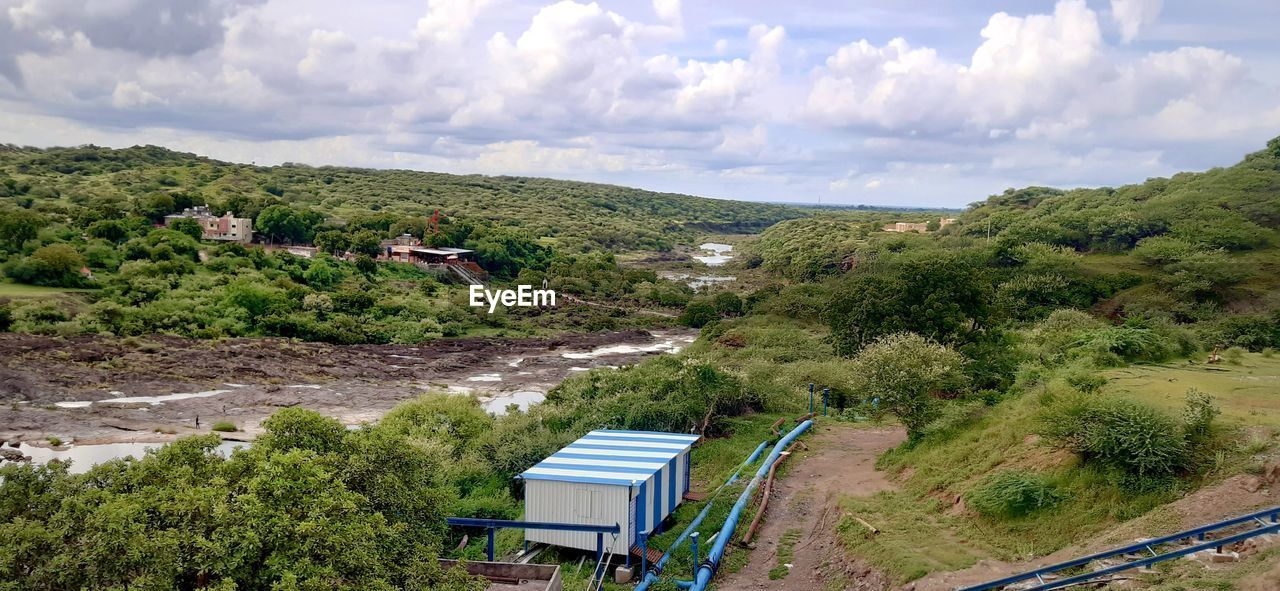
[652,0,681,27]
[415,0,492,45]
[111,81,165,108]
[0,0,1277,208]
[1110,0,1162,43]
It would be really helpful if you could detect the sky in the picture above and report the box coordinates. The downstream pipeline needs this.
[1,0,1279,208]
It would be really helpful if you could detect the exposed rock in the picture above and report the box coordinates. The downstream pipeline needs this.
[0,447,28,462]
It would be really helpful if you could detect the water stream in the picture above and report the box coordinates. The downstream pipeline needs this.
[693,242,733,266]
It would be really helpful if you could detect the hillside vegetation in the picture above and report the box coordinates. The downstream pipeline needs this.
[0,145,805,342]
[0,144,800,252]
[2,136,1280,591]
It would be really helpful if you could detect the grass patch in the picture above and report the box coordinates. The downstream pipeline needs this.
[768,528,802,579]
[1102,352,1280,429]
[0,282,97,297]
[211,421,238,432]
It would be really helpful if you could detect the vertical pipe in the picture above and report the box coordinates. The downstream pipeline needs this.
[822,388,829,416]
[808,383,814,414]
[640,532,648,575]
[690,532,700,578]
[597,532,604,564]
[487,528,495,561]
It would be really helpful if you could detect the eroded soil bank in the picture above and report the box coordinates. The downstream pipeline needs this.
[0,329,696,448]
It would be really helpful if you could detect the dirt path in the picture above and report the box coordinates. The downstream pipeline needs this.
[716,422,905,591]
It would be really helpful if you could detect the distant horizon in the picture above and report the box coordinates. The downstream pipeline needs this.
[2,1,1278,209]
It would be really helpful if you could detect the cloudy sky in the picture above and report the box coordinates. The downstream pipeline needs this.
[1,0,1278,207]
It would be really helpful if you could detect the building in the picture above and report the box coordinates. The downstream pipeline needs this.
[409,246,476,265]
[164,205,253,243]
[382,234,422,262]
[520,430,700,556]
[881,217,957,233]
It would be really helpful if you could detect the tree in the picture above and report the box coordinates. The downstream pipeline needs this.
[712,292,743,316]
[827,250,993,356]
[255,407,347,455]
[679,300,718,328]
[313,230,350,256]
[168,217,204,241]
[349,230,383,257]
[0,208,42,251]
[256,205,318,244]
[5,244,87,287]
[86,219,130,243]
[847,332,968,440]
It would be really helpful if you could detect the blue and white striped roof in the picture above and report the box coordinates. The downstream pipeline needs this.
[520,429,700,486]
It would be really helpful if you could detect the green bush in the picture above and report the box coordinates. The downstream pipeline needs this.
[966,470,1064,519]
[1040,395,1189,485]
[210,421,238,432]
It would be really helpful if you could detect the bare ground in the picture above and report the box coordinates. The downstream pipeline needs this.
[0,329,696,446]
[716,422,906,591]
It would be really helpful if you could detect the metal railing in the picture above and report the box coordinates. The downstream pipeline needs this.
[959,505,1280,591]
[445,517,621,562]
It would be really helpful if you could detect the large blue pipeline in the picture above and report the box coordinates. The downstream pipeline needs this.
[685,419,814,591]
[632,440,769,591]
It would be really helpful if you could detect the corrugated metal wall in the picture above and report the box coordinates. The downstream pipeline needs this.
[525,479,633,554]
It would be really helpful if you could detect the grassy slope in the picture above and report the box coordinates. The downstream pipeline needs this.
[834,353,1280,584]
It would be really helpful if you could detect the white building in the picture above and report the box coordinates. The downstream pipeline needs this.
[164,205,253,243]
[520,430,700,555]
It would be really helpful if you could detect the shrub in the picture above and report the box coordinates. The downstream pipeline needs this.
[1182,389,1219,447]
[1040,395,1189,485]
[847,332,968,440]
[679,300,718,328]
[4,244,89,287]
[966,470,1064,518]
[210,421,238,432]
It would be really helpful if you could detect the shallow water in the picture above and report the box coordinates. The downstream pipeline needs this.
[54,389,233,408]
[659,271,737,290]
[561,338,687,359]
[481,391,544,414]
[11,441,246,474]
[693,242,733,266]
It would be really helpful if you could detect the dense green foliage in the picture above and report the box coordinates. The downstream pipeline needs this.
[0,424,485,591]
[0,144,799,252]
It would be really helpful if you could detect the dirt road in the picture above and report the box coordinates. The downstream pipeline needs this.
[0,329,695,446]
[716,422,905,591]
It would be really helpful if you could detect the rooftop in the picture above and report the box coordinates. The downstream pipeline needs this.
[410,247,475,255]
[520,429,700,486]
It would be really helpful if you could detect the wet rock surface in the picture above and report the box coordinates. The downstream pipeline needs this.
[0,329,696,447]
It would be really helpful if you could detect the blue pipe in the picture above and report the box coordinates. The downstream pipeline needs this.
[686,420,814,591]
[633,439,771,591]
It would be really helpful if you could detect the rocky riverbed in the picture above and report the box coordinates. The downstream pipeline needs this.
[0,329,697,454]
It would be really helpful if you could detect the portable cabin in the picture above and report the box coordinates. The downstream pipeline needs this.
[520,430,700,556]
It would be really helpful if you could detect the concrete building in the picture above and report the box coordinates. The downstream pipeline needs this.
[881,217,957,233]
[164,205,253,243]
[520,430,700,556]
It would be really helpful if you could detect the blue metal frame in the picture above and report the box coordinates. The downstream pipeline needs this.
[445,517,621,562]
[667,456,677,510]
[960,506,1280,591]
[638,480,648,535]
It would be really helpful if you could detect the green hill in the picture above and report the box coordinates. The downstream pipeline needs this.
[0,144,802,251]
